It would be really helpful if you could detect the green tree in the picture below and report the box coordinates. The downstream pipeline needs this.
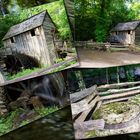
[0,0,71,48]
[75,0,139,42]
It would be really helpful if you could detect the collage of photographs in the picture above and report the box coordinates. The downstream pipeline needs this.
[0,0,140,140]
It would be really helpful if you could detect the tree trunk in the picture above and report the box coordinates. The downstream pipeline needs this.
[0,0,6,16]
[75,70,86,91]
[117,67,120,83]
[106,68,109,84]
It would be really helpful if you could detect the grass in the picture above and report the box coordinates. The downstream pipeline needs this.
[50,59,77,73]
[36,106,58,117]
[0,106,58,136]
[7,58,77,80]
[93,102,131,120]
[7,68,41,80]
[86,130,97,138]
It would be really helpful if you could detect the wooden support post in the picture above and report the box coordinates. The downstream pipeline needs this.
[106,68,109,84]
[75,70,86,91]
[117,67,120,84]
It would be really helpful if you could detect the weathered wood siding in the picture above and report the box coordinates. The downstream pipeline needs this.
[3,26,51,66]
[135,25,140,46]
[111,30,135,45]
[42,14,58,65]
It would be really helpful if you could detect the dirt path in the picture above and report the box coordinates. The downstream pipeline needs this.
[76,47,140,68]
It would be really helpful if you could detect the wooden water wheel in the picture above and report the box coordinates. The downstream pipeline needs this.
[3,53,40,76]
[5,73,67,111]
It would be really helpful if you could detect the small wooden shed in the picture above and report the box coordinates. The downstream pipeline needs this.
[2,10,59,66]
[110,20,140,46]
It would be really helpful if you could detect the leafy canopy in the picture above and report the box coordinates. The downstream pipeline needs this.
[0,0,71,48]
[75,0,140,42]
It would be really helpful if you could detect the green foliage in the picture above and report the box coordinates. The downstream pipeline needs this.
[36,106,58,117]
[129,94,140,104]
[0,106,58,136]
[123,66,134,82]
[75,0,140,42]
[0,14,20,47]
[55,58,64,63]
[93,102,131,120]
[7,68,41,80]
[7,59,77,80]
[50,59,77,73]
[0,108,25,136]
[0,0,71,48]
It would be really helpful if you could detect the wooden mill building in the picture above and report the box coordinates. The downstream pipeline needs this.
[2,10,59,66]
[110,20,140,46]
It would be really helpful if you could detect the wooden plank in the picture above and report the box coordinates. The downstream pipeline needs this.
[99,85,140,96]
[74,119,105,139]
[41,26,52,66]
[103,96,132,105]
[71,91,99,115]
[100,89,140,101]
[70,85,97,103]
[71,100,89,115]
[98,81,140,91]
[109,47,129,52]
[74,119,105,131]
[75,96,100,122]
[94,101,102,112]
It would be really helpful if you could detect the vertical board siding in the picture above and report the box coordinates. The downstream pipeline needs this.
[3,26,50,66]
[111,30,135,45]
[135,26,140,46]
[43,15,58,65]
[3,12,59,67]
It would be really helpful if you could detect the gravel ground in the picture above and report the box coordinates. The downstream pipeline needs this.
[76,47,140,68]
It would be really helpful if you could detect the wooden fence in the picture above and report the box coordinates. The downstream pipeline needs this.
[75,41,135,52]
[70,81,140,139]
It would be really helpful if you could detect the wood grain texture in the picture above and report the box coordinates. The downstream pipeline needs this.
[70,85,97,103]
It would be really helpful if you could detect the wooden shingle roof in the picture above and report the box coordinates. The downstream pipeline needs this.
[3,11,47,40]
[111,20,140,32]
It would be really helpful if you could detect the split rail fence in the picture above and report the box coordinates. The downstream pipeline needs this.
[70,81,140,139]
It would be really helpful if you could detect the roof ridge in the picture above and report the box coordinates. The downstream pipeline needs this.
[117,20,140,24]
[3,10,48,40]
[11,10,47,27]
[110,20,140,32]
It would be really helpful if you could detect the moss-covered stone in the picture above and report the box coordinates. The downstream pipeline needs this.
[93,101,140,124]
[93,102,130,118]
[85,130,97,138]
[129,94,140,104]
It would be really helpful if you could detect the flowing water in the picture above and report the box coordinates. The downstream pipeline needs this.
[30,72,68,107]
